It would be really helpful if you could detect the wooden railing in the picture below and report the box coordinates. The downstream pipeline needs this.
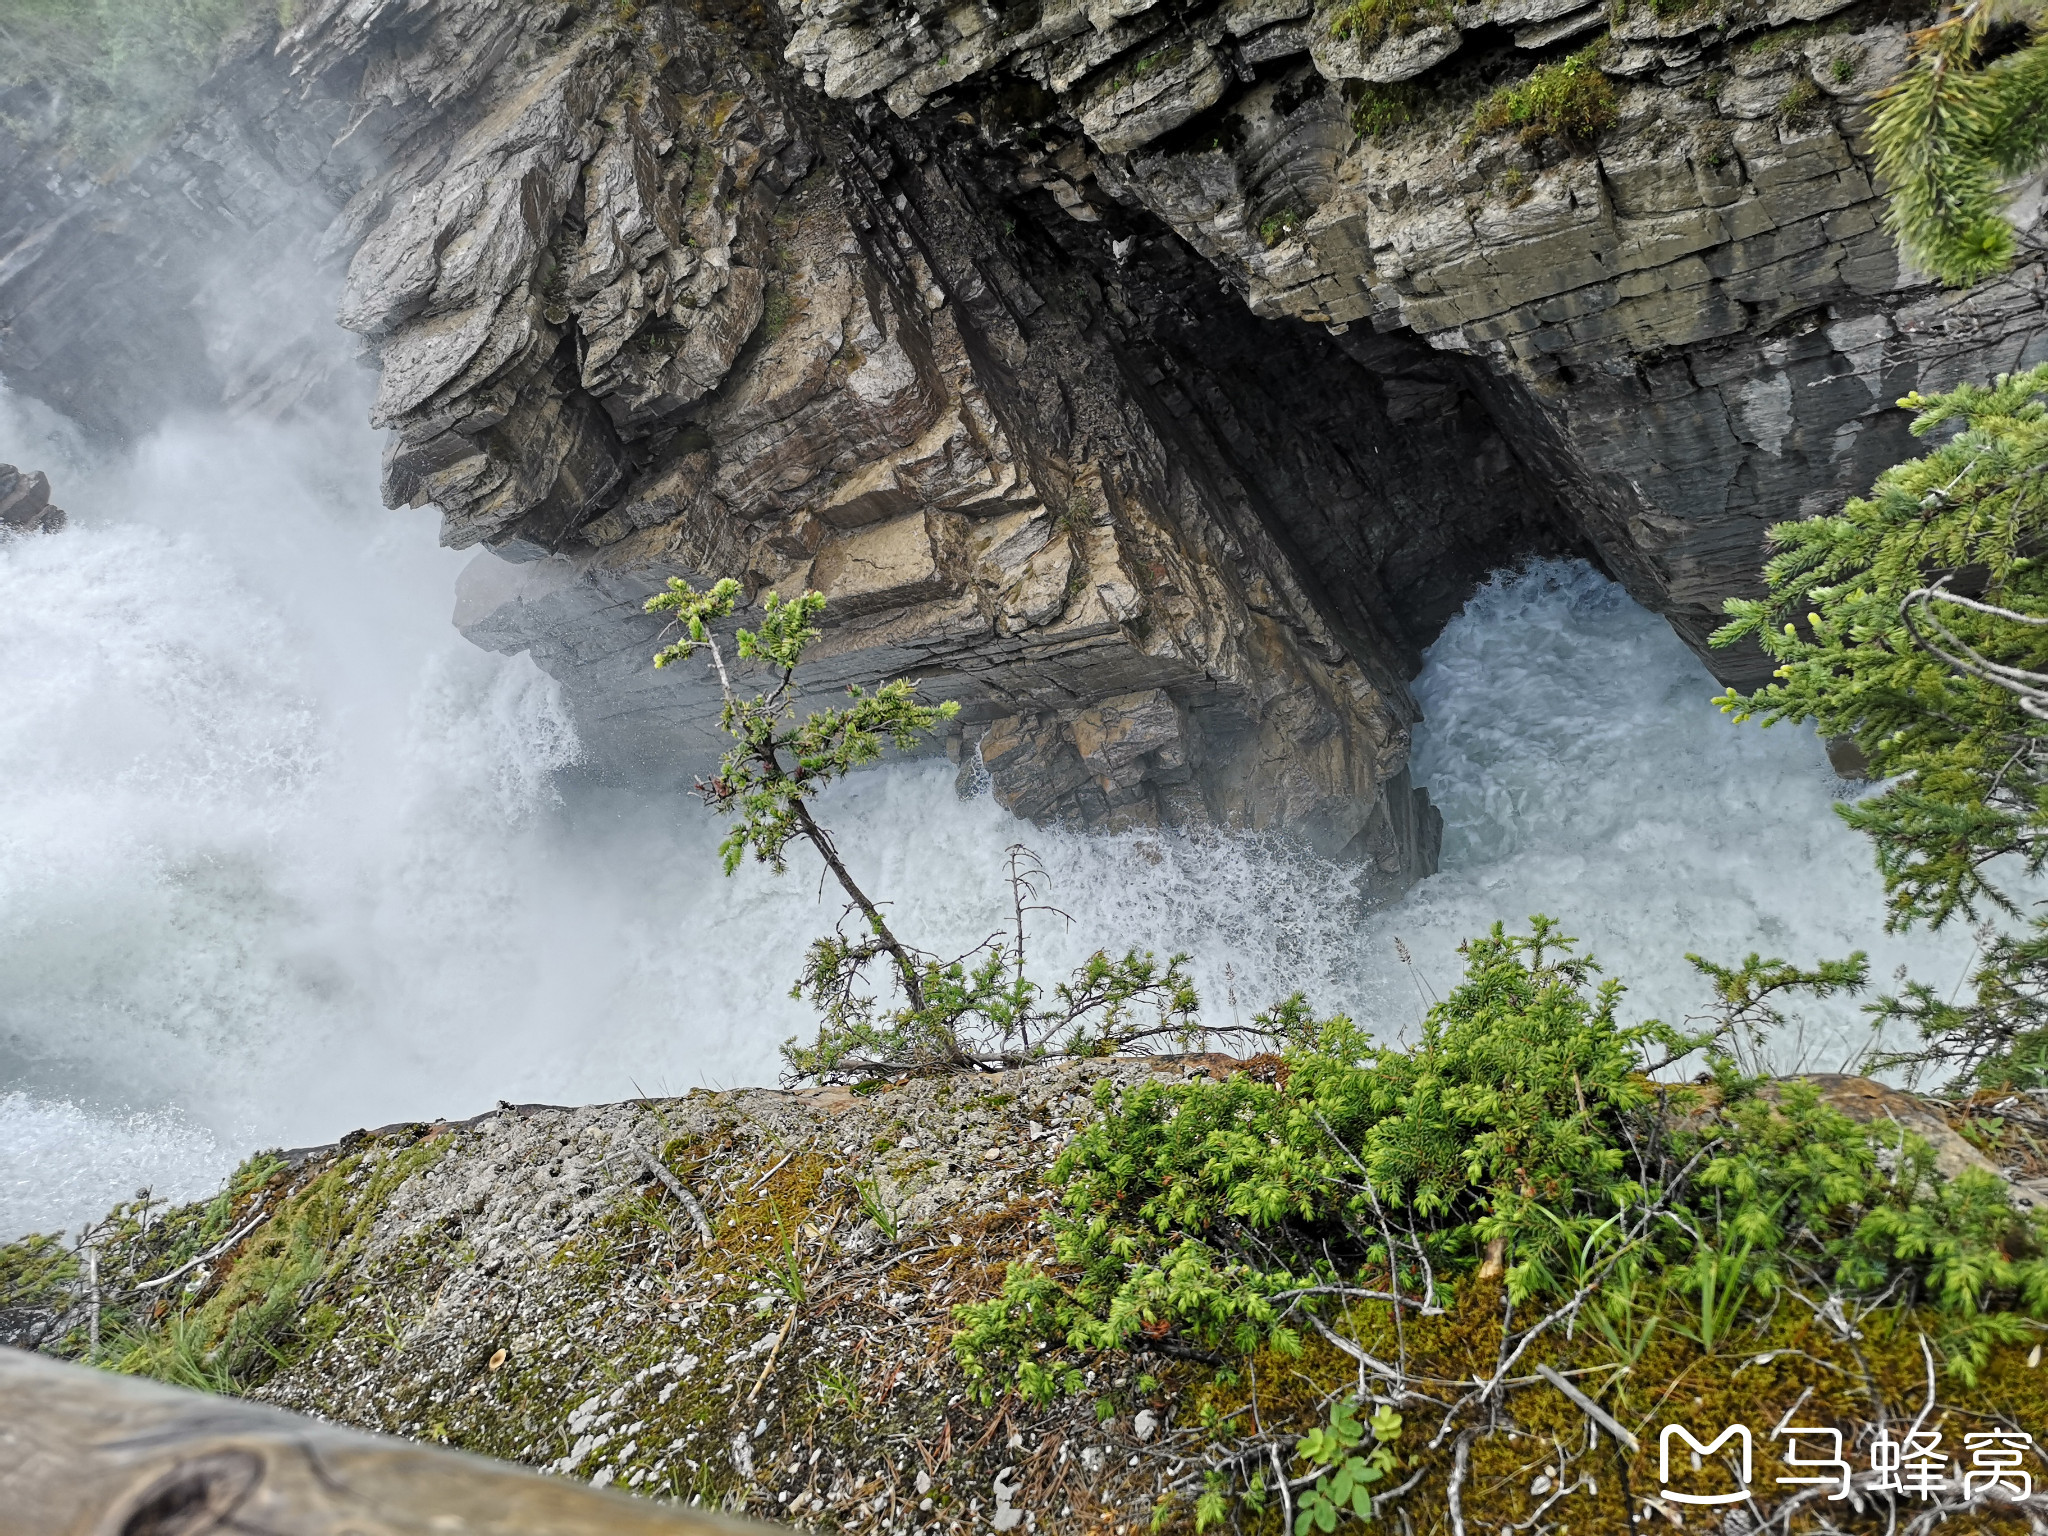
[0,1346,776,1536]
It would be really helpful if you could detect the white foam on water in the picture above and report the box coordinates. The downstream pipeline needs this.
[1352,560,1982,1065]
[0,395,1989,1241]
[0,1095,224,1240]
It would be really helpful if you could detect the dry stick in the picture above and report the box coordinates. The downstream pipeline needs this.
[1445,1430,1476,1536]
[748,1306,798,1403]
[134,1209,269,1292]
[745,1148,799,1197]
[1303,1313,1406,1393]
[1268,1443,1293,1536]
[1504,1474,1592,1535]
[634,1143,715,1245]
[1533,1364,1639,1454]
[85,1247,99,1363]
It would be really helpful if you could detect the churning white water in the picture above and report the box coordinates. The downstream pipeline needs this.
[0,397,1988,1241]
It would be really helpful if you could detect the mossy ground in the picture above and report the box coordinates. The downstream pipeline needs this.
[12,1065,2048,1533]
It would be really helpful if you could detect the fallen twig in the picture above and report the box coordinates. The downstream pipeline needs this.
[633,1142,715,1244]
[1446,1429,1475,1536]
[134,1209,270,1293]
[748,1306,797,1403]
[1534,1364,1639,1453]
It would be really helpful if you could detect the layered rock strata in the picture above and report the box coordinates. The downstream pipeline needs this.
[6,0,2044,877]
[277,0,1523,869]
[780,0,2048,678]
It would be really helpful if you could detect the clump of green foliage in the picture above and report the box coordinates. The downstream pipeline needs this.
[97,1139,446,1394]
[1714,366,2048,1084]
[1287,1401,1403,1534]
[0,1233,78,1351]
[1348,81,1420,138]
[1871,0,2048,286]
[1468,44,1619,150]
[0,0,274,170]
[1328,0,1453,51]
[1778,72,1826,121]
[1257,207,1302,247]
[949,919,2048,1530]
[645,579,1283,1081]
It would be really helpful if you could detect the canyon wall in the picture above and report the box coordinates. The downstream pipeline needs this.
[3,0,2044,885]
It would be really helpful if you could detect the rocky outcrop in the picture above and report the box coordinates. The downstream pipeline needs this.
[269,0,1541,868]
[780,0,2048,681]
[1,1061,1207,1526]
[13,1066,2048,1529]
[5,0,2043,873]
[0,465,63,534]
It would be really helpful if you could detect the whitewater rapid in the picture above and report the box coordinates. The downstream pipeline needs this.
[0,398,1986,1240]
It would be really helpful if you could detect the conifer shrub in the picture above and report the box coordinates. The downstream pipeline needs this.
[1870,0,2048,286]
[642,577,1286,1080]
[1467,45,1619,149]
[1715,366,2048,1086]
[947,921,2048,1530]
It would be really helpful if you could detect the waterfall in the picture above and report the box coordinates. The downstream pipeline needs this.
[0,400,1986,1240]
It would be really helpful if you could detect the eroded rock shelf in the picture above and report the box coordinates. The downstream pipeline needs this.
[1,0,2043,885]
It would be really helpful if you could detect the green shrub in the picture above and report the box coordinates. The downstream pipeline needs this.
[1468,44,1620,149]
[1328,0,1453,51]
[1717,366,2048,1088]
[1349,81,1420,138]
[952,918,2048,1421]
[1257,207,1302,246]
[1778,72,1825,121]
[1714,366,2048,930]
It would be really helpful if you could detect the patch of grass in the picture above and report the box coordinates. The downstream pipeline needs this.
[1257,207,1302,247]
[1779,72,1825,121]
[1328,0,1453,50]
[1467,44,1619,151]
[1831,48,1861,83]
[1348,81,1420,138]
[758,286,793,343]
[100,1133,454,1394]
[853,1174,901,1240]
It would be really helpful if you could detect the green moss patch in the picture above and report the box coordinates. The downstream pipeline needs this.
[1468,44,1619,150]
[1328,0,1454,51]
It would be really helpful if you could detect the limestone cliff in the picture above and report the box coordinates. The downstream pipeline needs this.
[781,0,2048,678]
[3,0,2042,879]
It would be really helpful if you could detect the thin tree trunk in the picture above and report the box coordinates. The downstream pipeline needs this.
[789,795,925,1012]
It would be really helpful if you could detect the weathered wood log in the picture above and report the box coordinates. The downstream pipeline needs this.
[0,1346,775,1536]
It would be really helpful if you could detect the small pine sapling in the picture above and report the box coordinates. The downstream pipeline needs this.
[645,576,1289,1082]
[1871,0,2048,287]
[647,575,952,1013]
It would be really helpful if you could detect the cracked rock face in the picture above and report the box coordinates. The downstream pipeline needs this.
[8,0,2039,883]
[270,0,1533,874]
[777,0,2048,681]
